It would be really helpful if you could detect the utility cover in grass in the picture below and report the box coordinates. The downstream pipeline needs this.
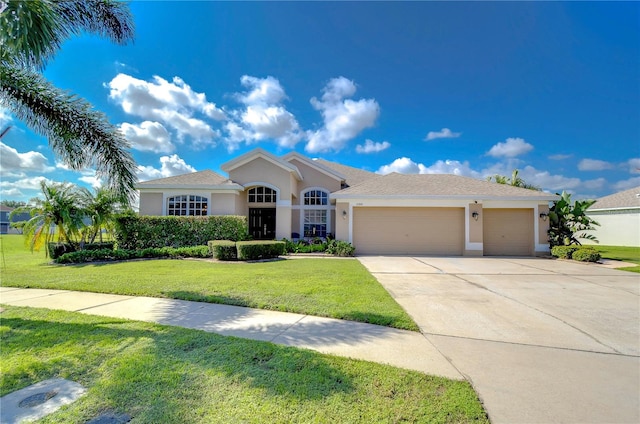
[0,378,86,423]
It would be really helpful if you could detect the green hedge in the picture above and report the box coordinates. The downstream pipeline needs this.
[551,245,601,262]
[237,241,286,261]
[55,246,211,264]
[550,245,578,259]
[571,247,601,262]
[326,240,356,257]
[114,214,248,250]
[47,242,116,259]
[208,240,237,261]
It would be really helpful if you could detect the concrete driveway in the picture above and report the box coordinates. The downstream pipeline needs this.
[358,256,640,424]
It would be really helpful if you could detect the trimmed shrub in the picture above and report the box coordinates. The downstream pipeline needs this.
[54,245,210,264]
[114,214,249,250]
[236,241,286,261]
[551,245,578,259]
[82,242,116,251]
[326,240,356,257]
[571,248,601,262]
[47,242,76,259]
[209,240,237,261]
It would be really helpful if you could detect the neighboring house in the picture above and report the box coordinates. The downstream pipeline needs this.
[583,186,640,247]
[137,148,557,256]
[0,205,29,234]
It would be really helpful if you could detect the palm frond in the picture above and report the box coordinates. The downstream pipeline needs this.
[0,64,137,201]
[0,0,134,69]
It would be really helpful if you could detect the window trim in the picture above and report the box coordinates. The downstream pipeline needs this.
[166,194,209,216]
[299,187,332,239]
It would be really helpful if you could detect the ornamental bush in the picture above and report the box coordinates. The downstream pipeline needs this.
[571,247,601,262]
[326,240,356,257]
[551,245,578,259]
[47,242,116,259]
[114,214,248,250]
[236,241,286,261]
[54,245,210,264]
[209,240,237,261]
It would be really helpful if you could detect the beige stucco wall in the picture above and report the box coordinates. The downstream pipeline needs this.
[276,206,291,240]
[334,202,350,241]
[288,159,341,205]
[468,203,483,243]
[210,193,239,215]
[538,203,550,245]
[228,157,293,200]
[139,192,163,215]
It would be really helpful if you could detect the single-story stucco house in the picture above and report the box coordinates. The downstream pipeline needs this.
[0,205,29,234]
[583,186,640,247]
[137,148,557,256]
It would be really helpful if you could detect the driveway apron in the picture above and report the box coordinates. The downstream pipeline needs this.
[358,256,640,424]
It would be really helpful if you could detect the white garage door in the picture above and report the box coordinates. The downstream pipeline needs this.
[483,209,534,256]
[353,207,464,255]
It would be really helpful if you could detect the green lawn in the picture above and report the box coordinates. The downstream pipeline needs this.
[590,245,640,273]
[0,235,418,331]
[0,306,489,424]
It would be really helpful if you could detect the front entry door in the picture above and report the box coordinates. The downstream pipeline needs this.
[249,208,276,240]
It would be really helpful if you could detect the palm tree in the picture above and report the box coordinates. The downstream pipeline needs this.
[12,181,87,255]
[0,0,137,202]
[487,169,540,191]
[80,186,125,243]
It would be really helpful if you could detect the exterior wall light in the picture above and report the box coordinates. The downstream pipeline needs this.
[539,212,548,221]
[342,209,347,219]
[472,211,479,221]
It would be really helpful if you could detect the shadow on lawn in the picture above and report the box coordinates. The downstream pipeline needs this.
[2,309,355,420]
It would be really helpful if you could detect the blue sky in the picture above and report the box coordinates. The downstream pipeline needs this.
[1,1,639,203]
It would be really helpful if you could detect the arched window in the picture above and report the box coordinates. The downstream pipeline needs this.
[167,195,208,216]
[303,190,328,206]
[302,189,329,237]
[248,186,276,203]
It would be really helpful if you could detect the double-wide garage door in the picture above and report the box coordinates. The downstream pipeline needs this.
[353,207,464,255]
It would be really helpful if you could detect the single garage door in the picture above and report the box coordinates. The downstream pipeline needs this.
[353,207,464,255]
[483,208,534,256]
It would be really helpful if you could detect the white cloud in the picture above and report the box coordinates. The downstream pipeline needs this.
[627,158,640,174]
[356,139,390,154]
[79,174,102,189]
[419,160,480,177]
[224,75,302,149]
[425,128,461,141]
[577,158,614,171]
[0,107,12,127]
[0,142,54,175]
[0,176,54,190]
[582,178,607,190]
[487,137,534,158]
[120,121,174,153]
[613,176,640,191]
[516,166,581,191]
[0,188,23,197]
[548,153,572,160]
[377,157,427,174]
[137,154,196,181]
[306,77,380,153]
[107,73,222,146]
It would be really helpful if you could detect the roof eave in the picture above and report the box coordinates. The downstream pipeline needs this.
[137,184,244,191]
[330,194,559,201]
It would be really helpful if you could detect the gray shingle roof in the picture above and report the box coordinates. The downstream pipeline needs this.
[332,172,557,199]
[592,186,640,210]
[137,170,237,188]
[313,159,380,187]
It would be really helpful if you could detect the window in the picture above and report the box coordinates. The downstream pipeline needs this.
[304,209,327,237]
[304,190,328,206]
[167,195,208,216]
[302,189,330,237]
[248,186,276,203]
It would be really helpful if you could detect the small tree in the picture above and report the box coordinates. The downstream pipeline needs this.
[548,191,599,247]
[11,181,86,255]
[79,187,126,243]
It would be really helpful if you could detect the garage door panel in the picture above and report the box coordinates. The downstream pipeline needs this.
[483,209,533,256]
[353,207,464,255]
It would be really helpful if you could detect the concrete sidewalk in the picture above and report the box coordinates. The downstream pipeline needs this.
[0,286,462,380]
